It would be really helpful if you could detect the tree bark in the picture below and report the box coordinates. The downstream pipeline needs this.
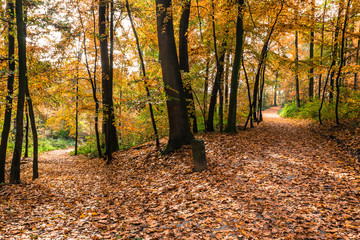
[25,83,38,180]
[295,31,301,109]
[319,3,342,124]
[206,44,226,132]
[155,0,194,154]
[0,0,15,183]
[225,0,245,133]
[335,0,351,125]
[24,105,29,158]
[10,0,27,184]
[242,59,253,130]
[309,0,315,100]
[78,3,103,158]
[179,0,198,133]
[318,0,328,98]
[354,27,359,90]
[252,4,282,121]
[258,64,266,123]
[99,0,118,163]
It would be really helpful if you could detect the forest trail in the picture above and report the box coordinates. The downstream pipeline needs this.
[1,107,360,239]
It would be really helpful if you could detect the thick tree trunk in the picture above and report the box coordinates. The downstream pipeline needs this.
[155,0,194,154]
[126,0,160,148]
[0,0,15,183]
[99,0,118,163]
[225,0,245,133]
[10,0,27,184]
[179,0,198,133]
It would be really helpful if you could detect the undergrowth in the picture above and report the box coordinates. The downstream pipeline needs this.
[279,90,360,126]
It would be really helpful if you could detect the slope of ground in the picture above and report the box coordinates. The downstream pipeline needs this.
[1,107,359,239]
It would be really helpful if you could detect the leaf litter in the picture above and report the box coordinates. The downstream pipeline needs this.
[1,107,359,239]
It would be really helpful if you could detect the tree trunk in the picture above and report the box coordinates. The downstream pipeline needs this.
[295,31,301,109]
[10,0,27,184]
[309,0,315,100]
[179,0,198,133]
[206,45,226,132]
[0,0,15,183]
[274,72,278,106]
[258,64,266,123]
[225,0,245,133]
[319,2,341,124]
[252,4,282,121]
[25,84,38,180]
[203,58,210,125]
[335,0,351,126]
[75,70,79,156]
[125,0,160,148]
[155,0,194,154]
[24,105,29,158]
[318,0,328,98]
[99,0,118,163]
[355,28,359,90]
[242,59,253,130]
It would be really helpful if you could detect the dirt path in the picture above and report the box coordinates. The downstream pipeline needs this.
[1,107,359,239]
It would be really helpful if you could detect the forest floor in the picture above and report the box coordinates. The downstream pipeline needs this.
[1,106,360,239]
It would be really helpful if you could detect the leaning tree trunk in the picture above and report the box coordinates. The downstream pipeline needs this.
[319,2,341,125]
[10,0,27,184]
[252,4,282,121]
[225,0,245,133]
[25,83,38,180]
[126,0,160,148]
[206,45,226,132]
[155,0,194,154]
[179,0,198,133]
[242,59,254,130]
[0,0,15,183]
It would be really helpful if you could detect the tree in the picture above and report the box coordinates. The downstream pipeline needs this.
[225,0,245,133]
[308,0,315,100]
[125,0,160,148]
[99,0,119,162]
[155,0,194,153]
[0,0,15,183]
[10,0,27,184]
[295,30,301,109]
[179,0,198,133]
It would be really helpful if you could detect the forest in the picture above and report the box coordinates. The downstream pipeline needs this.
[0,0,360,239]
